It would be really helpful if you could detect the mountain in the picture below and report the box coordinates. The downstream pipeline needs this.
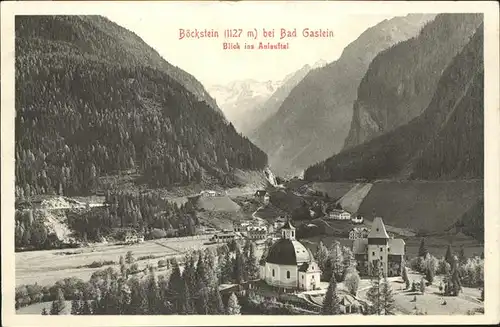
[208,61,323,135]
[250,14,435,178]
[15,15,267,198]
[208,79,282,133]
[244,63,317,135]
[343,13,483,150]
[305,23,484,182]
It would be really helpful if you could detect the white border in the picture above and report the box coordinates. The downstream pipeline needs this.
[1,1,499,326]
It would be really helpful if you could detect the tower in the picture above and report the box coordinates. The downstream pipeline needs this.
[281,218,296,240]
[367,217,390,276]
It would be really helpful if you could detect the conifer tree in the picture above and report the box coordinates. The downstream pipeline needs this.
[194,283,210,315]
[321,275,342,315]
[226,292,241,315]
[145,272,161,314]
[182,255,197,297]
[221,251,233,284]
[233,247,246,284]
[246,242,260,280]
[209,287,225,314]
[167,259,184,313]
[70,298,81,315]
[380,277,395,315]
[418,238,428,257]
[128,278,148,314]
[366,270,382,315]
[50,288,66,315]
[81,300,92,315]
[41,307,48,315]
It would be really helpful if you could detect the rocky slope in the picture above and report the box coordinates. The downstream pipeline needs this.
[305,23,484,182]
[250,14,435,177]
[209,61,325,135]
[343,13,483,149]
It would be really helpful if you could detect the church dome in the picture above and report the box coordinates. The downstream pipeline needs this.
[266,239,314,265]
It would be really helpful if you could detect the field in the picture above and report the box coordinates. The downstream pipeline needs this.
[16,300,73,315]
[15,236,216,287]
[356,180,483,233]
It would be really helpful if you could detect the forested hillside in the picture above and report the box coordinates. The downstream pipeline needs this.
[15,16,267,198]
[305,24,483,182]
[250,14,434,177]
[343,13,483,149]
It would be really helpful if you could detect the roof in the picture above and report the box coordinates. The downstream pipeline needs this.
[265,239,314,265]
[298,261,320,272]
[368,217,389,239]
[254,190,268,196]
[388,238,405,255]
[352,239,368,254]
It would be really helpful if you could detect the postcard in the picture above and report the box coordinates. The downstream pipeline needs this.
[1,1,499,326]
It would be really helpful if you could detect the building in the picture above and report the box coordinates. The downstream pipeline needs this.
[247,226,268,240]
[210,231,237,243]
[254,190,270,204]
[349,227,369,240]
[352,217,405,277]
[259,220,321,291]
[351,214,364,224]
[328,209,351,220]
[200,190,219,197]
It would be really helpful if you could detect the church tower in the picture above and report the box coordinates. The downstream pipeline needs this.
[367,217,390,276]
[281,218,296,240]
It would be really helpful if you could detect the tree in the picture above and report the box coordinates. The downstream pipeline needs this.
[425,265,435,284]
[209,288,225,314]
[50,288,66,315]
[321,275,341,315]
[344,268,360,296]
[329,241,344,282]
[445,244,454,265]
[166,259,184,313]
[402,266,410,289]
[226,293,241,315]
[420,277,426,294]
[458,246,466,264]
[81,300,92,315]
[233,247,246,284]
[380,277,395,315]
[41,308,48,315]
[315,241,329,276]
[366,271,382,315]
[245,242,260,280]
[418,238,428,257]
[70,298,81,315]
[125,251,134,265]
[220,251,233,284]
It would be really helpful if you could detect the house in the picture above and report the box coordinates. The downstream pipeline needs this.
[200,190,219,197]
[328,209,351,220]
[210,231,237,243]
[352,217,405,277]
[247,226,268,240]
[254,190,270,204]
[349,227,369,240]
[351,214,364,224]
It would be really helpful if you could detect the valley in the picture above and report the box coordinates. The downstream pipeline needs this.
[12,12,486,317]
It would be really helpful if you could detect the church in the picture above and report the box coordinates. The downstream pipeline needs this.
[259,220,321,291]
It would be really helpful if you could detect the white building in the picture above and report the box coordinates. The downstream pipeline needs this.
[328,209,351,220]
[351,215,364,224]
[259,220,321,291]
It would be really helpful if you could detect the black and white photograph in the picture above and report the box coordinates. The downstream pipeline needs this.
[1,0,499,325]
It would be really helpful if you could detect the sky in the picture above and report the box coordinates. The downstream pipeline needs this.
[104,2,400,86]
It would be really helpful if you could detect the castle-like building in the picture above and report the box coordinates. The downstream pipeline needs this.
[259,220,321,291]
[352,217,405,277]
